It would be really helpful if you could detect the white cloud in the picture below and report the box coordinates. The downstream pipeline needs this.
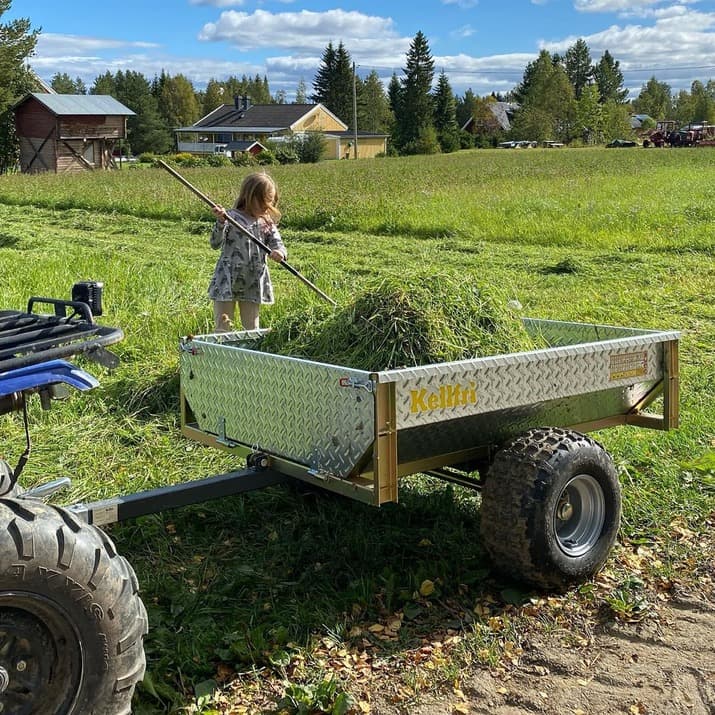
[189,0,244,7]
[574,0,665,12]
[442,0,479,8]
[198,8,402,53]
[32,33,262,86]
[29,4,715,102]
[452,24,476,38]
[37,33,160,54]
[543,6,715,93]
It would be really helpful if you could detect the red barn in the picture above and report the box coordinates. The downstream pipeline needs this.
[13,93,135,173]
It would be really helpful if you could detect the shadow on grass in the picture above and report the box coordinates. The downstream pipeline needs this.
[0,233,22,248]
[105,366,180,419]
[110,476,521,711]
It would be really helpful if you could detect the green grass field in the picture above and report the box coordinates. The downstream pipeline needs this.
[0,148,713,713]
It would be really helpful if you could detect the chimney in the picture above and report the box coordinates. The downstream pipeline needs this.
[234,95,240,110]
[241,95,250,111]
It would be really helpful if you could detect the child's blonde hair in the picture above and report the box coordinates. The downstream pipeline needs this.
[234,172,281,222]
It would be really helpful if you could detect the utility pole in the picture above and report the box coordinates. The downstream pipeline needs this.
[352,62,359,159]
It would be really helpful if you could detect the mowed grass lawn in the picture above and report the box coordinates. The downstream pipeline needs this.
[0,147,713,713]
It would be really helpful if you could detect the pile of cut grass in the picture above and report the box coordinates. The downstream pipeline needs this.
[260,274,543,370]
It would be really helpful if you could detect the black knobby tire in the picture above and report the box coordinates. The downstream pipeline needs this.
[480,427,621,590]
[0,461,22,498]
[0,497,147,714]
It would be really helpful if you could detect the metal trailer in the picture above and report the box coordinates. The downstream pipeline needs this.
[0,293,679,714]
[176,321,679,589]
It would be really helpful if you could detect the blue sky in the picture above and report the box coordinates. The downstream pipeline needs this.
[9,0,715,101]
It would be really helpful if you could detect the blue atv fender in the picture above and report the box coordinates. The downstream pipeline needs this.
[0,359,98,398]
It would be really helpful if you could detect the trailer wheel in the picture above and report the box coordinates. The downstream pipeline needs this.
[480,427,621,590]
[0,497,147,715]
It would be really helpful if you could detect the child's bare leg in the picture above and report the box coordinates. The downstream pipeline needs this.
[213,300,236,331]
[238,301,260,330]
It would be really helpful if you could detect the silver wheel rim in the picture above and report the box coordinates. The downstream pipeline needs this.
[554,474,605,557]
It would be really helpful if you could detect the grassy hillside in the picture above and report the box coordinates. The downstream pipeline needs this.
[0,148,713,713]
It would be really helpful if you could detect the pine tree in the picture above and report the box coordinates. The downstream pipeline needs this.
[203,79,225,115]
[512,50,561,104]
[575,84,602,144]
[396,30,435,152]
[311,41,354,123]
[159,74,200,129]
[51,72,78,93]
[600,100,632,142]
[0,0,39,172]
[632,77,672,121]
[433,71,460,152]
[564,39,593,100]
[295,78,307,104]
[455,88,478,128]
[114,70,172,154]
[311,42,336,106]
[356,70,392,134]
[90,71,117,96]
[511,51,576,142]
[593,51,628,104]
[387,72,402,150]
[687,80,715,123]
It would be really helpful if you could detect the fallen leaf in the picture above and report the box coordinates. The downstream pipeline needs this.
[420,579,435,597]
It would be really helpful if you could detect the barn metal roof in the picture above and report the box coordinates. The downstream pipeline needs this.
[23,93,135,116]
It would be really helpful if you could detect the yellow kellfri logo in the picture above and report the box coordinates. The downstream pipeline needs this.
[409,382,477,413]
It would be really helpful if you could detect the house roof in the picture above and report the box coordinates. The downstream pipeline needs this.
[15,92,135,116]
[187,103,347,132]
[630,114,653,128]
[225,140,266,152]
[461,101,518,132]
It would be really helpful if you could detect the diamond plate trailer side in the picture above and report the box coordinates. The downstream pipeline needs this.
[179,319,680,507]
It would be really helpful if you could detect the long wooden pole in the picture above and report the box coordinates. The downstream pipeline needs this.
[158,160,337,306]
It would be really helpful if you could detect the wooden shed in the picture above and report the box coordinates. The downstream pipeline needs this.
[13,93,135,173]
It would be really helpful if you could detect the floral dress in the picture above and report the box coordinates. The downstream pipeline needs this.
[207,209,286,304]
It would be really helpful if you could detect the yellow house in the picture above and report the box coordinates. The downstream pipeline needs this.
[175,97,387,159]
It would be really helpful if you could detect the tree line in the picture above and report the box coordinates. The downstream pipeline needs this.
[1,0,714,170]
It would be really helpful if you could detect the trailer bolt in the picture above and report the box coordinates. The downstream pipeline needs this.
[15,660,26,672]
[0,666,8,694]
[557,498,574,522]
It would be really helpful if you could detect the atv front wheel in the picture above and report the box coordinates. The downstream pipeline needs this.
[0,497,147,714]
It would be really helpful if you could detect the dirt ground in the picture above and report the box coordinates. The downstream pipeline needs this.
[374,595,715,715]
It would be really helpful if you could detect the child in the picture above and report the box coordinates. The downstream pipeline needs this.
[208,172,286,331]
